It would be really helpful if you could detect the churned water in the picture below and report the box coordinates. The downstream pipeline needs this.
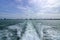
[0,20,60,40]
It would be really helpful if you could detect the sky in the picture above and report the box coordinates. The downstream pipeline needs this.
[0,0,60,19]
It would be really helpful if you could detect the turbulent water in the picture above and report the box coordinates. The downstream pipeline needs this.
[0,20,60,40]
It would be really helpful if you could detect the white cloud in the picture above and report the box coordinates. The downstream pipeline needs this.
[28,0,59,8]
[28,13,60,19]
[28,0,37,4]
[11,0,60,19]
[0,13,26,19]
[0,0,60,19]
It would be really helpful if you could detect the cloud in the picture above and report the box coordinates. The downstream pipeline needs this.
[28,0,59,8]
[0,0,60,19]
[0,13,24,19]
[15,0,60,13]
[14,0,60,19]
[28,0,60,13]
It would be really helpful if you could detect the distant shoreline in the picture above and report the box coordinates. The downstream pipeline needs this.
[0,19,60,20]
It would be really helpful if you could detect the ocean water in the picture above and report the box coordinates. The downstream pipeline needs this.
[0,20,60,40]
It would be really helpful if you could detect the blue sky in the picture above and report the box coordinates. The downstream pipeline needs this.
[0,0,60,19]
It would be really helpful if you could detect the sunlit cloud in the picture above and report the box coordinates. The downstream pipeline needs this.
[29,0,59,10]
[0,0,60,19]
